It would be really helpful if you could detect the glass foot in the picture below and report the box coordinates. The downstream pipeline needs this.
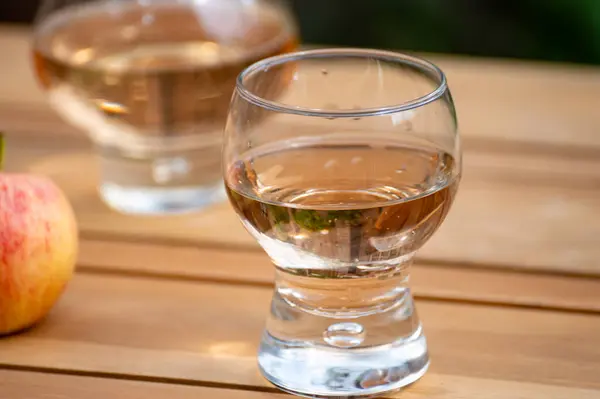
[258,329,428,398]
[95,141,225,215]
[100,182,226,215]
[258,290,429,397]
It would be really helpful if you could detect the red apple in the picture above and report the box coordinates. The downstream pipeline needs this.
[0,173,78,335]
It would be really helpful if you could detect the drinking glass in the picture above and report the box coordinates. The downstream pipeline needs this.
[32,0,297,215]
[223,48,461,397]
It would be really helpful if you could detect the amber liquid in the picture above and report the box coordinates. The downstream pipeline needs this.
[32,0,297,144]
[227,139,457,267]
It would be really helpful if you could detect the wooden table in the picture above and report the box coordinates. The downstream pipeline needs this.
[2,25,600,398]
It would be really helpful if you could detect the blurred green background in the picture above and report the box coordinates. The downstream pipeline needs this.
[2,0,599,65]
[289,0,600,65]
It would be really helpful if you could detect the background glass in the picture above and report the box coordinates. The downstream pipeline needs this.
[31,0,297,215]
[223,49,461,397]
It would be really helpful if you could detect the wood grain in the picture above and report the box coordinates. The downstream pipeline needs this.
[77,239,600,313]
[0,370,284,399]
[2,370,600,399]
[0,369,284,399]
[0,274,599,391]
[432,53,600,151]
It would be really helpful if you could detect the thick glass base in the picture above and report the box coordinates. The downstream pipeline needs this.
[95,143,225,215]
[258,290,429,398]
[100,182,226,215]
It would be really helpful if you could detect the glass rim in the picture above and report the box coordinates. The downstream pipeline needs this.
[236,48,448,118]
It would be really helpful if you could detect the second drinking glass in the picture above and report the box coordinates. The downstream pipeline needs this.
[32,0,298,214]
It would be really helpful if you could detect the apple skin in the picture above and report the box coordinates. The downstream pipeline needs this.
[0,173,78,335]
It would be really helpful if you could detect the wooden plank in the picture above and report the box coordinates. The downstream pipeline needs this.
[0,273,599,391]
[77,239,600,313]
[6,142,598,275]
[4,135,599,275]
[0,27,47,109]
[1,25,600,151]
[1,370,599,399]
[0,105,81,137]
[6,131,600,186]
[431,53,600,150]
[0,370,285,399]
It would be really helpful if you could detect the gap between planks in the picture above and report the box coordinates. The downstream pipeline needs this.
[3,109,600,161]
[1,273,599,393]
[0,364,284,395]
[78,231,600,280]
[75,239,600,315]
[3,368,599,399]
